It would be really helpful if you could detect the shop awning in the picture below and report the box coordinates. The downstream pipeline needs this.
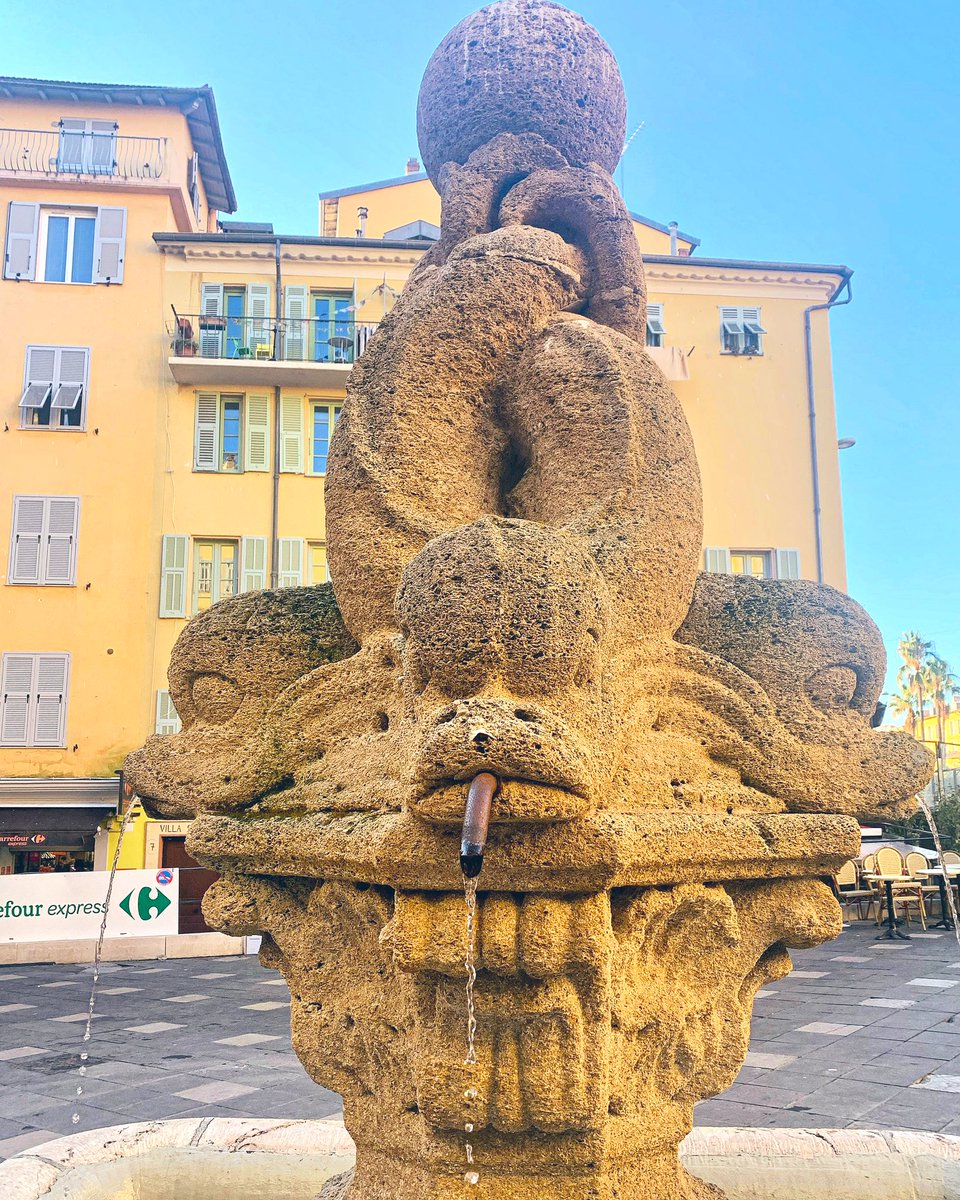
[0,778,119,851]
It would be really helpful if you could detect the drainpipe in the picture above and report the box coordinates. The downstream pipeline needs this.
[270,238,282,588]
[803,275,852,585]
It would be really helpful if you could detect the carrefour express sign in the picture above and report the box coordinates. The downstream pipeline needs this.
[0,869,179,942]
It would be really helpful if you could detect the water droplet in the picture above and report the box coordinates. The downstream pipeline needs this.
[80,1052,89,1062]
[71,1113,81,1126]
[76,1085,83,1096]
[464,1170,480,1185]
[82,1031,91,1042]
[464,1122,474,1133]
[463,1087,478,1101]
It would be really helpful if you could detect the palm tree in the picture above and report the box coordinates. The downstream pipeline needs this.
[899,631,932,744]
[925,655,958,763]
[887,689,918,737]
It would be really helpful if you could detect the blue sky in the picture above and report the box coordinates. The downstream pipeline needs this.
[4,0,958,699]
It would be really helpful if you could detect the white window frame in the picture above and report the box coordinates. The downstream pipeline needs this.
[36,206,99,284]
[646,302,665,348]
[720,306,766,356]
[192,538,239,613]
[306,400,342,476]
[729,549,773,580]
[20,345,90,431]
[155,689,182,735]
[0,651,70,748]
[57,118,117,176]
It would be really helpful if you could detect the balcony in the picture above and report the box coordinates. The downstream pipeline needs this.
[0,126,166,181]
[167,314,379,387]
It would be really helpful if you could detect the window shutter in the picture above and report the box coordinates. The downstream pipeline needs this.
[775,548,801,580]
[89,121,116,175]
[43,497,80,585]
[283,285,308,360]
[247,283,271,351]
[4,202,40,280]
[0,653,35,745]
[159,534,188,617]
[51,348,89,413]
[245,393,270,471]
[20,346,56,413]
[278,538,304,587]
[194,391,220,471]
[58,119,86,171]
[240,536,267,591]
[199,284,224,356]
[155,689,182,735]
[646,302,665,340]
[704,547,732,574]
[93,206,126,283]
[279,395,304,473]
[10,496,45,584]
[33,653,69,746]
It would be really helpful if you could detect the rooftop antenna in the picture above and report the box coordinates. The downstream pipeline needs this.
[618,121,645,202]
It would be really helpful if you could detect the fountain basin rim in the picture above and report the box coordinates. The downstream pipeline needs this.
[187,809,860,892]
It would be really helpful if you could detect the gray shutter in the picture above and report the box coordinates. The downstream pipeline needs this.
[283,285,308,360]
[94,206,126,283]
[9,496,45,584]
[278,538,304,587]
[240,537,267,591]
[0,653,34,745]
[775,548,801,581]
[194,392,220,471]
[43,497,80,585]
[279,395,304,473]
[58,119,86,171]
[246,283,271,352]
[245,393,270,471]
[159,534,188,617]
[89,120,116,175]
[4,202,40,280]
[155,690,182,735]
[51,347,89,415]
[704,547,732,574]
[33,653,69,746]
[20,346,56,415]
[199,284,224,356]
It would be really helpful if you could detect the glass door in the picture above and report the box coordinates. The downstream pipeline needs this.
[312,294,353,363]
[224,289,245,359]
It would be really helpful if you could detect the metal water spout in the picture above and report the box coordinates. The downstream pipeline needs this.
[460,772,499,878]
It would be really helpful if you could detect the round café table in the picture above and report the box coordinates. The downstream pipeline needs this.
[863,874,916,940]
[915,866,960,931]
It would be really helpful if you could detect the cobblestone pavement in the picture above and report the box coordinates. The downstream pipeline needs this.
[2,921,960,1159]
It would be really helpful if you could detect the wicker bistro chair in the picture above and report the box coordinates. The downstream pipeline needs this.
[943,852,960,866]
[871,845,927,930]
[834,859,877,921]
[862,853,877,875]
[906,851,942,918]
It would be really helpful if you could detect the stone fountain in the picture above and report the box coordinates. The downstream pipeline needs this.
[123,3,932,1198]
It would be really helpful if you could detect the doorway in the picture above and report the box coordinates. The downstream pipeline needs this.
[161,837,219,934]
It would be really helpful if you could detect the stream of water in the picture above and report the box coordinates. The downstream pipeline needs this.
[72,807,133,1125]
[917,795,960,952]
[462,873,480,1186]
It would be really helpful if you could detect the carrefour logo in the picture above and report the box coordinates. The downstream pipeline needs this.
[119,886,172,923]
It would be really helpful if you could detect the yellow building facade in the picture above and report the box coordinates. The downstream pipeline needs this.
[1,79,852,883]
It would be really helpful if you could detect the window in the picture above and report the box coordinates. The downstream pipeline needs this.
[187,152,201,221]
[309,402,342,475]
[194,392,270,472]
[311,292,354,363]
[730,551,772,580]
[0,652,70,747]
[307,541,330,585]
[704,547,801,579]
[155,690,182,735]
[8,496,80,585]
[720,306,766,356]
[198,282,271,358]
[3,203,126,284]
[193,540,238,612]
[19,346,89,430]
[646,302,665,348]
[57,119,117,176]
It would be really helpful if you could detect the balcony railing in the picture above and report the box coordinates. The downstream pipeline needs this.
[169,314,379,365]
[0,127,166,180]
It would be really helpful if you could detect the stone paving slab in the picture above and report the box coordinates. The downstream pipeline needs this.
[2,921,960,1158]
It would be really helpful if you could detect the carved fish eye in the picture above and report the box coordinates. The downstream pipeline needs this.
[804,666,859,714]
[190,673,243,723]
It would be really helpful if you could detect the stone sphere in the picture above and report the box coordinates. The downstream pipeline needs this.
[417,0,626,182]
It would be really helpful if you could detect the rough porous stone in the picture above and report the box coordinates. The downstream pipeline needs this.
[126,3,934,1198]
[417,0,627,182]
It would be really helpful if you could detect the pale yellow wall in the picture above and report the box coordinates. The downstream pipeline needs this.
[320,174,693,256]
